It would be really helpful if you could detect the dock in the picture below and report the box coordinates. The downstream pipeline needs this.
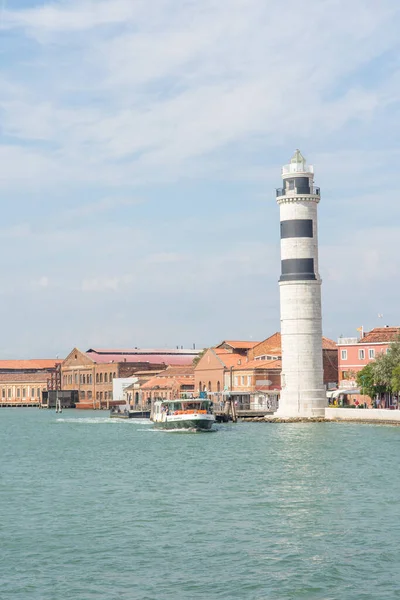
[0,403,40,408]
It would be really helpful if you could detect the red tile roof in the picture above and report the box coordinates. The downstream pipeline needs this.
[0,359,61,371]
[251,333,335,354]
[359,327,400,344]
[160,366,195,376]
[214,350,246,368]
[216,340,261,350]
[322,337,337,350]
[234,358,282,370]
[0,372,50,383]
[141,376,194,390]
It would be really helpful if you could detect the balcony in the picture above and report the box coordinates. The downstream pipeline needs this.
[276,186,320,198]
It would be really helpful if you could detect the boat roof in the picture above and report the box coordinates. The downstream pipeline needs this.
[155,398,210,404]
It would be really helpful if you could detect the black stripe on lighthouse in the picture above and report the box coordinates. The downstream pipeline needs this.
[280,258,316,282]
[280,219,313,239]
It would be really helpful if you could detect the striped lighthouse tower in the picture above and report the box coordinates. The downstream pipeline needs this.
[275,150,326,418]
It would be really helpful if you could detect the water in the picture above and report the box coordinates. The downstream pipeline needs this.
[1,410,400,600]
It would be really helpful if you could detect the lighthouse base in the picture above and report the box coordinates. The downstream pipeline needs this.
[274,389,327,418]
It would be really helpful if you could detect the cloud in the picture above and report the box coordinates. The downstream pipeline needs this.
[0,0,399,356]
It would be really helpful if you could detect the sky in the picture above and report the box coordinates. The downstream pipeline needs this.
[0,0,400,358]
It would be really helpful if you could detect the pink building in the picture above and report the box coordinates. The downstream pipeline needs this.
[336,326,400,405]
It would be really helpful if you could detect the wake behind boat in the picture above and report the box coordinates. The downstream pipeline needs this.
[151,399,215,431]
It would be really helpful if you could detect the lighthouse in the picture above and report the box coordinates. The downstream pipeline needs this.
[275,150,326,418]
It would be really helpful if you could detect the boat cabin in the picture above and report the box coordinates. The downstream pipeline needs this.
[153,399,212,417]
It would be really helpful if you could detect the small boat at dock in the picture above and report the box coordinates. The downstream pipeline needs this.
[110,405,150,419]
[151,399,215,431]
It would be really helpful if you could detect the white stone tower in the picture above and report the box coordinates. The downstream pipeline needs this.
[275,150,326,418]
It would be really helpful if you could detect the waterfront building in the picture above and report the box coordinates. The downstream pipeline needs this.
[139,366,195,404]
[0,359,61,407]
[61,347,197,409]
[275,150,326,417]
[195,333,337,410]
[335,326,400,406]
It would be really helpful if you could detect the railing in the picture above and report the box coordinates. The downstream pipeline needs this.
[337,337,358,345]
[276,186,320,198]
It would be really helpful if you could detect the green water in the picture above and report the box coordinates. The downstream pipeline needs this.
[1,410,400,599]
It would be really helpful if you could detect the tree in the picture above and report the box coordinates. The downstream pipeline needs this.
[391,365,400,395]
[372,337,400,390]
[192,348,208,367]
[356,363,387,400]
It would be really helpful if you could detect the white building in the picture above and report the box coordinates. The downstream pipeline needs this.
[112,377,138,403]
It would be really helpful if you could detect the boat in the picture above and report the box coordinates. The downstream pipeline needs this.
[110,405,150,419]
[151,399,216,431]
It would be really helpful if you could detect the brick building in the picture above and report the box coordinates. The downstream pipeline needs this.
[61,347,198,409]
[195,333,338,408]
[138,366,195,404]
[0,359,62,407]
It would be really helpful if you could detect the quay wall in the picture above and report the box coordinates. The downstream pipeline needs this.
[326,408,400,423]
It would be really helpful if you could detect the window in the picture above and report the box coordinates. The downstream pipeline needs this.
[369,349,375,359]
[81,391,86,400]
[341,350,347,360]
[87,391,92,400]
[113,372,116,379]
[358,349,365,360]
[109,373,113,381]
[16,388,21,398]
[22,388,26,398]
[89,374,92,384]
[217,381,221,392]
[96,392,99,400]
[74,373,78,384]
[37,389,41,398]
[1,389,5,398]
[287,179,295,191]
[80,374,83,385]
[208,381,212,392]
[342,371,348,380]
[100,392,103,400]
[8,389,11,398]
[234,376,239,386]
[104,392,108,400]
[31,389,35,398]
[386,348,390,354]
[100,373,103,383]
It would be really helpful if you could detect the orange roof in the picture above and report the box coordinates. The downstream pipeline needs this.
[359,327,400,344]
[234,358,282,370]
[0,372,50,383]
[251,333,335,354]
[0,359,61,371]
[161,366,195,377]
[251,333,282,356]
[216,340,261,350]
[141,375,194,390]
[322,337,337,350]
[213,351,245,368]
